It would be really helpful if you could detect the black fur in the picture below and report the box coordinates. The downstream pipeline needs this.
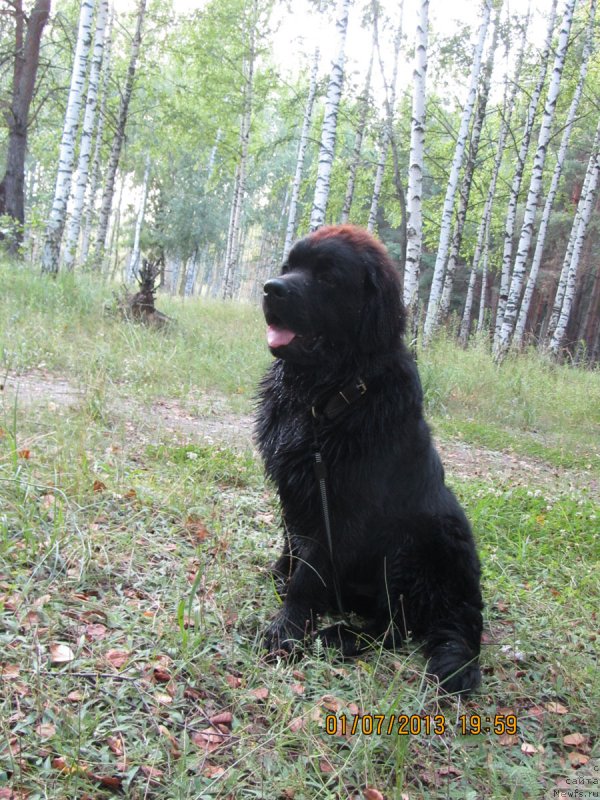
[255,225,483,695]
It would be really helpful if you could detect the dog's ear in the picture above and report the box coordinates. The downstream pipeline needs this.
[358,256,405,353]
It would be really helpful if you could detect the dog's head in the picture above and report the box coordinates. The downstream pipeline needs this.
[262,225,405,364]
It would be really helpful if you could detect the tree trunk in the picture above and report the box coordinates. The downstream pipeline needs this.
[403,0,429,319]
[0,0,51,253]
[80,9,113,265]
[92,0,146,271]
[494,0,576,359]
[126,156,151,282]
[423,0,492,344]
[340,33,374,224]
[458,8,528,345]
[309,0,351,231]
[493,0,558,347]
[41,0,96,274]
[513,0,596,348]
[222,13,255,299]
[439,11,498,321]
[367,129,388,233]
[282,43,320,260]
[549,133,600,356]
[477,244,489,333]
[62,0,109,271]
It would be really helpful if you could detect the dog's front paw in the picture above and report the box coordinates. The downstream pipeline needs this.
[263,613,308,657]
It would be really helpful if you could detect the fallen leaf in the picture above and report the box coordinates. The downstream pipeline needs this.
[85,623,107,640]
[49,642,75,664]
[226,674,242,688]
[320,695,343,713]
[291,683,305,695]
[364,789,384,800]
[545,701,568,714]
[209,711,233,728]
[91,773,122,789]
[521,742,541,755]
[568,753,589,767]
[250,687,269,700]
[107,736,124,756]
[124,489,137,499]
[67,690,83,702]
[153,667,171,683]
[155,692,173,706]
[18,449,31,460]
[191,726,228,753]
[498,733,519,747]
[1,664,20,679]
[92,480,107,492]
[288,716,305,732]
[140,765,163,783]
[563,733,587,747]
[319,759,334,774]
[203,764,226,778]
[105,649,129,669]
[36,723,56,739]
[185,516,210,542]
[438,765,461,777]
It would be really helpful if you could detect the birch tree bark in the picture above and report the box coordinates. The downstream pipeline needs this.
[493,0,558,346]
[222,6,256,299]
[80,10,113,264]
[439,13,498,321]
[422,0,492,343]
[282,43,320,260]
[513,0,596,348]
[549,132,600,356]
[340,36,374,224]
[367,4,403,234]
[126,156,151,282]
[547,122,600,341]
[62,0,109,271]
[41,0,95,274]
[495,0,576,359]
[309,0,351,231]
[403,0,429,318]
[458,8,529,344]
[92,0,146,271]
[0,0,51,253]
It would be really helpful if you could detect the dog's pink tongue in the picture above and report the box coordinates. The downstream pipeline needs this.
[267,325,296,348]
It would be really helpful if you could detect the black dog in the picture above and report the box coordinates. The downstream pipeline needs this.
[255,225,483,694]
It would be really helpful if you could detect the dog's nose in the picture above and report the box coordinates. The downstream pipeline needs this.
[263,278,288,298]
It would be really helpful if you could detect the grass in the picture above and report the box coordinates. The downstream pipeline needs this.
[0,262,599,798]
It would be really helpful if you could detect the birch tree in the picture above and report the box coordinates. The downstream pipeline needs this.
[222,0,258,299]
[494,0,576,359]
[549,129,600,356]
[80,10,113,264]
[92,0,146,271]
[422,0,492,343]
[493,0,558,346]
[41,0,95,274]
[513,0,596,348]
[0,0,51,253]
[309,0,351,230]
[547,122,600,342]
[340,35,374,224]
[127,156,151,282]
[62,0,109,271]
[282,44,320,260]
[403,0,429,319]
[459,8,529,344]
[439,12,499,321]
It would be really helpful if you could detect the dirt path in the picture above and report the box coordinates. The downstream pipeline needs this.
[2,369,596,498]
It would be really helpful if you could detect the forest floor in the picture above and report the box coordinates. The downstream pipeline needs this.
[1,272,599,799]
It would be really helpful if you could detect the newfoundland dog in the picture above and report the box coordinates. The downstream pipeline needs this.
[255,225,483,694]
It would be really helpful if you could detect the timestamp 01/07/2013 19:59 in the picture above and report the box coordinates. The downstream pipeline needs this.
[324,713,519,737]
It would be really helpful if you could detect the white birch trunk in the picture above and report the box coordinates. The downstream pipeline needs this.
[513,0,596,348]
[223,3,256,299]
[547,122,600,340]
[126,156,150,282]
[309,0,351,231]
[549,135,600,356]
[439,14,498,320]
[458,8,529,345]
[403,0,429,316]
[477,244,489,333]
[282,44,320,260]
[493,0,558,346]
[93,0,146,270]
[367,130,388,233]
[340,37,374,224]
[495,0,576,359]
[62,0,108,271]
[422,0,492,343]
[41,0,95,274]
[80,9,113,265]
